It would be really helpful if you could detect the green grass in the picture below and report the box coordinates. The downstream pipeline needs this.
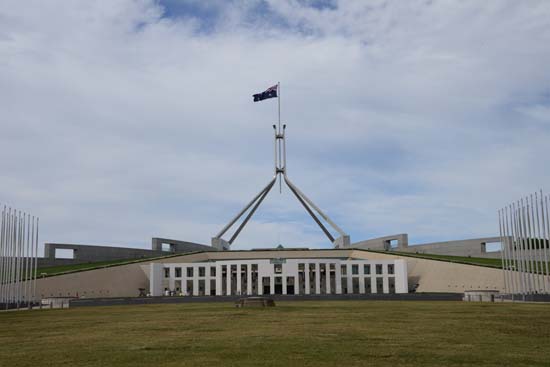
[36,252,186,277]
[379,250,549,273]
[37,259,142,276]
[1,301,549,366]
[35,249,544,279]
[37,250,505,279]
[380,250,504,268]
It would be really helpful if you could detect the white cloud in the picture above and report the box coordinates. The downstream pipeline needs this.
[1,0,550,254]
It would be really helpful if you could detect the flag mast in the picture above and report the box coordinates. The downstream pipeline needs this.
[278,81,281,131]
[211,83,350,250]
[278,82,282,193]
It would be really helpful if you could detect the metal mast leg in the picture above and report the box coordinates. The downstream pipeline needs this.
[229,179,276,244]
[286,181,334,242]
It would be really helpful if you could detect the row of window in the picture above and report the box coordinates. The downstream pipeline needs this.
[164,263,395,278]
[294,263,394,275]
[164,266,216,278]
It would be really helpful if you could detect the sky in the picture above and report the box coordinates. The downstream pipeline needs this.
[1,0,550,254]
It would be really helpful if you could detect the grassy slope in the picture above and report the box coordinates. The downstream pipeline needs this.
[37,259,142,276]
[1,301,549,367]
[37,250,506,278]
[36,253,184,277]
[374,250,503,268]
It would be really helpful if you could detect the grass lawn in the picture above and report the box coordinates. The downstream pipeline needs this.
[35,251,505,279]
[386,251,504,268]
[1,301,550,366]
[35,259,154,277]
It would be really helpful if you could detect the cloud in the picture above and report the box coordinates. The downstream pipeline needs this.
[1,0,550,254]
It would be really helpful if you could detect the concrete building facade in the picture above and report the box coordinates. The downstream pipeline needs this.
[150,258,408,297]
[40,238,215,267]
[32,248,518,299]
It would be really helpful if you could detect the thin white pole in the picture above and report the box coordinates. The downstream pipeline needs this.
[521,200,534,293]
[534,193,546,293]
[525,200,536,293]
[30,215,36,303]
[32,217,39,303]
[527,197,539,292]
[9,210,15,304]
[543,192,550,293]
[498,210,508,293]
[8,209,15,304]
[505,207,517,297]
[526,199,539,292]
[4,208,9,306]
[16,212,22,306]
[501,209,514,294]
[25,213,31,306]
[513,203,527,296]
[545,195,550,294]
[532,195,543,293]
[0,205,5,304]
[2,207,10,304]
[508,205,519,296]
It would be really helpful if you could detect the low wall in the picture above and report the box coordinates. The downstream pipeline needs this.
[70,292,463,307]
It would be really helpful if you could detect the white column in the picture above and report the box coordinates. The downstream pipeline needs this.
[270,276,275,295]
[226,264,232,296]
[394,260,408,293]
[371,274,377,294]
[237,263,242,295]
[282,273,287,295]
[315,262,321,294]
[205,266,211,296]
[305,263,310,295]
[346,263,353,294]
[168,266,175,291]
[216,264,222,296]
[247,264,252,295]
[258,273,263,296]
[359,263,365,294]
[182,266,188,296]
[335,261,342,294]
[325,262,331,294]
[193,266,199,296]
[149,263,163,297]
[383,264,389,294]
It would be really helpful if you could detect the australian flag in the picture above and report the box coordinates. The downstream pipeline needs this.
[253,84,278,102]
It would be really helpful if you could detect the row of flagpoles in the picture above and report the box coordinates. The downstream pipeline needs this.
[499,190,550,297]
[0,205,40,309]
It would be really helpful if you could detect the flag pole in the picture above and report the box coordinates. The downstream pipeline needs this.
[278,82,282,193]
[278,82,281,132]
